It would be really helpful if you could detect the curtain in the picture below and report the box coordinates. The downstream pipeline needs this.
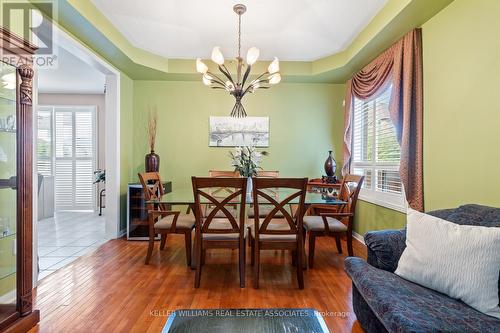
[342,29,423,211]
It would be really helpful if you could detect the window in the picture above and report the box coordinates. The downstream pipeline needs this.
[351,84,406,211]
[36,106,97,211]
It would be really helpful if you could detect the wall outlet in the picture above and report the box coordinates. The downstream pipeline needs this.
[12,239,16,256]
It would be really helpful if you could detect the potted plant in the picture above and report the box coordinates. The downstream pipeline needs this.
[93,169,106,216]
[229,146,268,200]
[145,106,159,172]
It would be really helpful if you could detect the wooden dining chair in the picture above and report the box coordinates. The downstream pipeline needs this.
[191,176,248,288]
[248,171,284,219]
[256,170,279,178]
[248,177,308,289]
[138,172,195,265]
[203,170,241,217]
[303,174,364,266]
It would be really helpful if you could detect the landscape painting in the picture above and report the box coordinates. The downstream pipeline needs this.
[209,116,269,147]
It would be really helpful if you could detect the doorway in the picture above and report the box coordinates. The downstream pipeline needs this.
[33,26,121,282]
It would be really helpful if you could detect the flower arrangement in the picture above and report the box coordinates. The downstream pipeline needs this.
[230,146,268,177]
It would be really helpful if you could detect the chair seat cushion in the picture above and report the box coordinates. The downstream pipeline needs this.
[202,218,246,240]
[303,216,347,232]
[249,220,297,241]
[248,205,285,218]
[155,214,195,230]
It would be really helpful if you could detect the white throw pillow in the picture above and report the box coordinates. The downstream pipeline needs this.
[395,208,500,319]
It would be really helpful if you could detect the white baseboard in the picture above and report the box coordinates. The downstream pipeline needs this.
[352,231,365,245]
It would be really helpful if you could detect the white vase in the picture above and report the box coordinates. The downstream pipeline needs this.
[246,177,253,202]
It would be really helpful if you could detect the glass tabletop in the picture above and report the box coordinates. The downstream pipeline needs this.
[149,188,345,206]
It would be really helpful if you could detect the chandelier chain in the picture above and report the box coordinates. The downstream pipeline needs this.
[238,13,241,59]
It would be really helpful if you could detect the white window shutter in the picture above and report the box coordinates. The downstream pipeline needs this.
[52,107,96,211]
[351,85,405,211]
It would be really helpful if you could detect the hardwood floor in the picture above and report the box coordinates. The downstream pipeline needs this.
[29,235,367,333]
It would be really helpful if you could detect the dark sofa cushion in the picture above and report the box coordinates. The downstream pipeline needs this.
[440,204,500,227]
[345,257,500,332]
[365,229,406,272]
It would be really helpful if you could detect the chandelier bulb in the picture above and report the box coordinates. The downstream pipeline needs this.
[246,47,260,65]
[268,57,280,74]
[269,73,281,85]
[211,47,225,65]
[203,74,213,86]
[196,58,208,74]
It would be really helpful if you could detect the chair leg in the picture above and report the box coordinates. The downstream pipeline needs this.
[296,244,304,289]
[184,231,192,267]
[194,241,203,288]
[291,250,297,266]
[308,234,316,269]
[145,232,155,265]
[160,234,167,250]
[334,234,343,254]
[347,232,354,257]
[239,237,246,288]
[253,243,260,289]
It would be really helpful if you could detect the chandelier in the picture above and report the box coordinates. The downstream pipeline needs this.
[196,4,281,118]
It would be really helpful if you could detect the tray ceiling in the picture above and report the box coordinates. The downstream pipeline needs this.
[90,0,387,61]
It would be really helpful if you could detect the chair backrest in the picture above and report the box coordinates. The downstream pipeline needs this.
[252,178,308,239]
[138,171,165,199]
[192,177,247,236]
[208,170,240,197]
[338,174,364,214]
[208,170,240,178]
[256,171,280,199]
[256,170,279,178]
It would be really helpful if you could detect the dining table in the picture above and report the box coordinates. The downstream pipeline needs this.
[148,187,346,208]
[147,187,347,269]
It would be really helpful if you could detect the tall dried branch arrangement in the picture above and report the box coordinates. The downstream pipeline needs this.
[147,105,158,151]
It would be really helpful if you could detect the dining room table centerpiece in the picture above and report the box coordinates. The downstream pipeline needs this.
[230,146,268,200]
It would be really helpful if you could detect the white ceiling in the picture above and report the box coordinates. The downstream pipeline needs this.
[91,0,387,61]
[38,46,106,94]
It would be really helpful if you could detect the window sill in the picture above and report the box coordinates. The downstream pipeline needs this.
[358,191,407,214]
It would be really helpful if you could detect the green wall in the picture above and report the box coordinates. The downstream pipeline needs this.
[17,0,500,237]
[354,201,406,235]
[422,0,500,211]
[354,0,500,235]
[132,82,345,190]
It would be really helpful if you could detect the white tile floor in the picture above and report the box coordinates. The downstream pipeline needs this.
[37,211,109,281]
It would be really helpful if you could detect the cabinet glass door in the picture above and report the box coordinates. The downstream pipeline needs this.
[0,61,17,320]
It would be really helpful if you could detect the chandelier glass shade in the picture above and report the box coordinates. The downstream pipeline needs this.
[196,4,281,117]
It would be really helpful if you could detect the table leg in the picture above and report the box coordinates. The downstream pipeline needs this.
[301,204,310,270]
[190,204,197,270]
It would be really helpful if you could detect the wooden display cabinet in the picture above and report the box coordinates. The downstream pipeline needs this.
[0,28,40,332]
